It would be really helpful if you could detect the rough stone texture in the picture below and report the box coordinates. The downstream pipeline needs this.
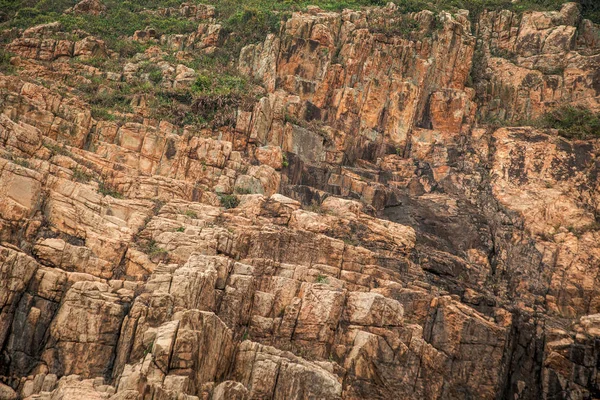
[1,3,600,400]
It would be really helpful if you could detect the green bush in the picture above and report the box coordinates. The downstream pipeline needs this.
[535,105,600,140]
[98,181,123,198]
[190,73,253,127]
[71,166,93,183]
[142,239,168,257]
[13,158,30,168]
[0,48,15,74]
[218,193,240,209]
[2,0,598,39]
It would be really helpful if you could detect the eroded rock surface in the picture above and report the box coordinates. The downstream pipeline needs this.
[1,2,599,400]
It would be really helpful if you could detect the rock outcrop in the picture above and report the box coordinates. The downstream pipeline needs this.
[1,2,599,400]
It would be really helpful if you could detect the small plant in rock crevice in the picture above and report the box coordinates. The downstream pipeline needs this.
[183,210,198,218]
[71,166,93,183]
[98,180,123,199]
[218,193,240,209]
[141,239,168,259]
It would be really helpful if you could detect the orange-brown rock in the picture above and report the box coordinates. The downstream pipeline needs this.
[1,3,600,400]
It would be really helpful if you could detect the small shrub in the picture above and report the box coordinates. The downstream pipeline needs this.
[98,181,123,199]
[13,158,30,168]
[142,239,168,258]
[219,193,240,209]
[183,210,198,218]
[148,69,163,84]
[191,74,212,94]
[567,221,600,237]
[282,153,289,168]
[143,343,153,356]
[316,274,329,284]
[370,15,420,38]
[113,39,147,58]
[139,62,163,84]
[535,106,600,140]
[91,106,116,121]
[190,72,254,128]
[71,167,93,183]
[175,226,185,232]
[0,49,15,74]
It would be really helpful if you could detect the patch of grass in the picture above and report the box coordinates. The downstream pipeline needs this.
[218,193,240,209]
[175,226,185,232]
[0,48,15,74]
[567,221,600,237]
[13,158,30,168]
[316,274,329,284]
[190,72,255,127]
[139,61,163,84]
[183,210,198,218]
[143,343,153,356]
[91,105,116,121]
[98,180,123,198]
[2,0,598,42]
[534,105,600,140]
[142,239,168,257]
[71,166,93,183]
[2,1,197,54]
[369,14,420,37]
[343,237,359,246]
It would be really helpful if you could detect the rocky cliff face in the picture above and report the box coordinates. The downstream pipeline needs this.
[0,1,599,399]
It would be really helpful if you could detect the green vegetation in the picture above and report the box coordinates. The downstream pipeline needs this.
[139,61,163,84]
[218,193,240,209]
[98,180,123,198]
[369,14,420,37]
[480,105,600,140]
[3,0,596,49]
[175,226,185,232]
[282,153,289,168]
[190,72,255,127]
[13,158,30,168]
[316,274,329,284]
[76,78,135,120]
[535,105,600,140]
[143,343,153,356]
[1,0,197,51]
[0,48,15,74]
[183,210,198,218]
[71,166,93,183]
[142,239,168,257]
